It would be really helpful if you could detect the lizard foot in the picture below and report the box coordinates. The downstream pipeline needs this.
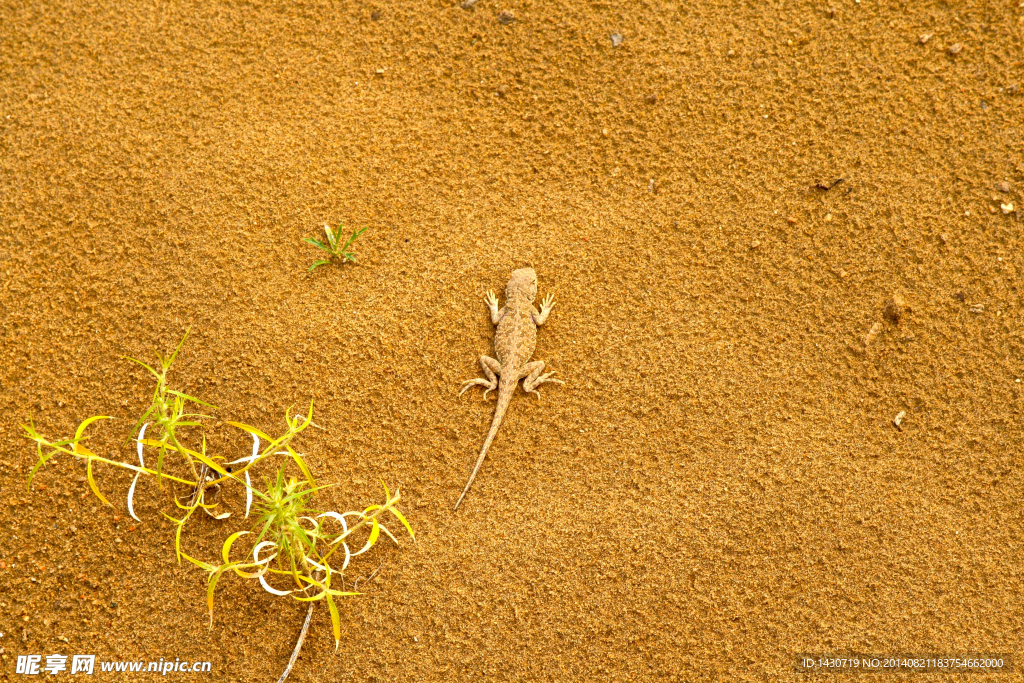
[459,378,497,398]
[523,369,565,398]
[460,355,501,400]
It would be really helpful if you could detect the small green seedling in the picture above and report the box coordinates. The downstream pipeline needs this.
[305,222,367,271]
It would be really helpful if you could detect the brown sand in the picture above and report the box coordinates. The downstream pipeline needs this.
[2,0,1023,681]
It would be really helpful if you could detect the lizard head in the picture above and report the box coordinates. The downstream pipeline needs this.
[507,267,538,301]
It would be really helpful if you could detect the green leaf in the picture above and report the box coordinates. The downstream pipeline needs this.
[167,329,190,367]
[123,356,159,378]
[27,441,60,491]
[165,390,217,408]
[342,225,367,251]
[308,260,331,272]
[304,238,329,251]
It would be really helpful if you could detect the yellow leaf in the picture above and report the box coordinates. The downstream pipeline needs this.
[85,456,112,507]
[326,593,341,651]
[388,507,415,541]
[368,517,380,548]
[286,445,315,486]
[74,415,112,442]
[222,531,250,565]
[226,421,272,441]
[179,550,215,572]
[206,565,232,628]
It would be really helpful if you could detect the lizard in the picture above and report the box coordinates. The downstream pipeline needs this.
[455,267,564,510]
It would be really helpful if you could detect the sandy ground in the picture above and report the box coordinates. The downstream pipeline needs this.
[2,0,1023,681]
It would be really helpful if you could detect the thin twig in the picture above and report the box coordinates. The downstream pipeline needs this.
[353,561,384,592]
[276,602,314,683]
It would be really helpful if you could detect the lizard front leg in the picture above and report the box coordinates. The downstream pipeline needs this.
[459,355,501,400]
[532,293,555,325]
[520,360,565,399]
[486,290,505,325]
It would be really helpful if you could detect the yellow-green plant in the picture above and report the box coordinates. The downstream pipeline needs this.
[125,329,215,485]
[23,332,415,682]
[182,469,413,648]
[157,402,319,559]
[23,414,194,507]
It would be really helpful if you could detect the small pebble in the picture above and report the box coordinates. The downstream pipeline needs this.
[939,233,949,244]
[884,293,907,324]
[997,181,1010,192]
[948,42,963,55]
[824,213,832,222]
[750,239,761,249]
[497,9,514,24]
[864,321,883,347]
[919,33,933,44]
[970,303,984,314]
[645,94,658,104]
[648,178,656,194]
[1001,202,1015,214]
[893,411,906,431]
[497,84,508,97]
[610,32,624,47]
[370,9,382,20]
[460,0,479,7]
[787,216,797,224]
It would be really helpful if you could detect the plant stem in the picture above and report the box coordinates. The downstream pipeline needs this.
[276,601,315,683]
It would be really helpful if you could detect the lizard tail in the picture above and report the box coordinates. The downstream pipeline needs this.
[454,376,516,511]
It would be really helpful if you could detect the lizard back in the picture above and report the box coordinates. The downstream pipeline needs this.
[494,297,537,371]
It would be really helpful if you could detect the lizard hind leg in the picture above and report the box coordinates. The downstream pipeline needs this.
[520,360,566,399]
[459,355,501,400]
